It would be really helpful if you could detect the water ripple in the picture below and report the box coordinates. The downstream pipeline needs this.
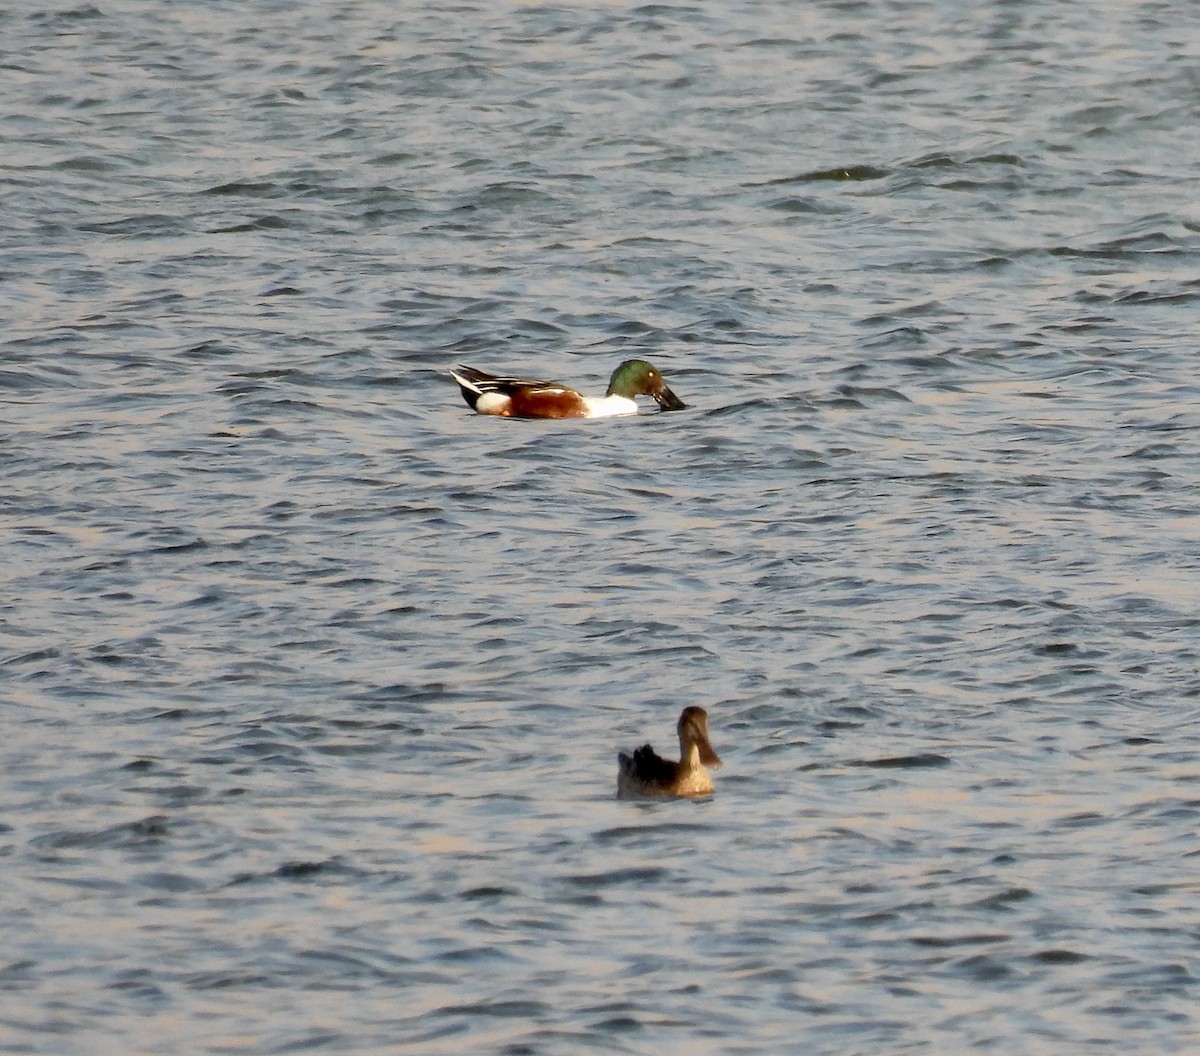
[3,1,1200,1053]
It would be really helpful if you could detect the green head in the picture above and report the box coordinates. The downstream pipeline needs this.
[606,359,686,411]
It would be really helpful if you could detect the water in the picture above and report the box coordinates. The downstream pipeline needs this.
[3,1,1199,1052]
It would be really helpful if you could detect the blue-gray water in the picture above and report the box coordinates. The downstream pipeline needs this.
[3,2,1199,1053]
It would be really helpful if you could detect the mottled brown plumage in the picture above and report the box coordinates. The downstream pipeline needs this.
[617,707,722,798]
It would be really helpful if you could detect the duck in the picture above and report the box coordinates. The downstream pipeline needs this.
[617,706,722,799]
[450,359,686,419]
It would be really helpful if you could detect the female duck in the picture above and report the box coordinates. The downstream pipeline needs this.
[617,706,722,799]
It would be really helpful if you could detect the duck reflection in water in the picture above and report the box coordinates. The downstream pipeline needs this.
[617,706,722,799]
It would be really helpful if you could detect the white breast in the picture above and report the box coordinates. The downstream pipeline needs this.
[580,395,639,418]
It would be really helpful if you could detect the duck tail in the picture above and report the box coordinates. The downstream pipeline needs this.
[450,366,485,410]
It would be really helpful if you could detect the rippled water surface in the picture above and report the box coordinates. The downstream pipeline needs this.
[4,1,1200,1053]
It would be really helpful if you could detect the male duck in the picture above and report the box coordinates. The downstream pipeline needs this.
[617,706,722,799]
[450,359,686,419]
